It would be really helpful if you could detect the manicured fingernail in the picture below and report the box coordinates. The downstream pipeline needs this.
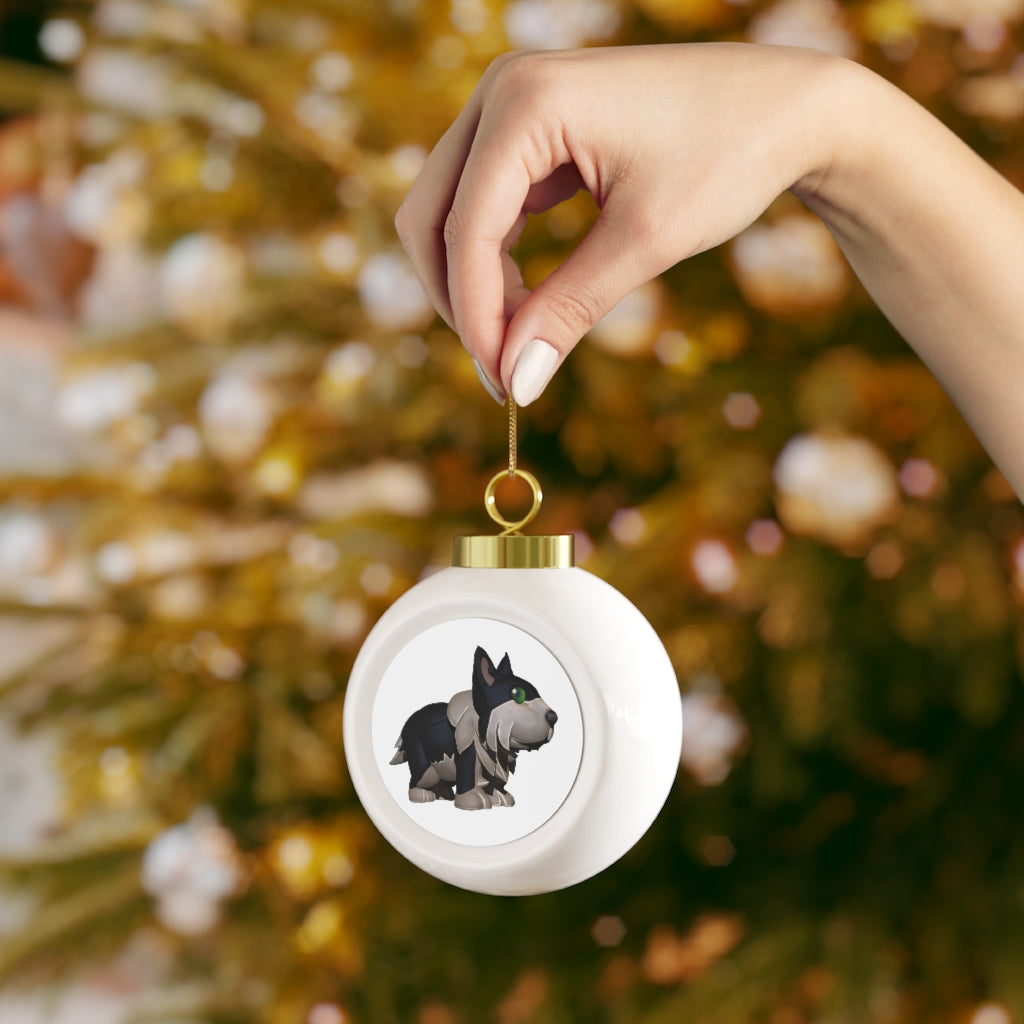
[510,339,559,407]
[472,358,506,405]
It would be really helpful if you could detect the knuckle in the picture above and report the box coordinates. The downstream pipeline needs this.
[546,285,605,337]
[486,52,557,118]
[486,50,539,89]
[394,200,415,250]
[489,51,537,90]
[482,50,524,81]
[442,204,468,250]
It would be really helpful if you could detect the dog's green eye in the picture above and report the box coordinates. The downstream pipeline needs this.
[511,686,527,704]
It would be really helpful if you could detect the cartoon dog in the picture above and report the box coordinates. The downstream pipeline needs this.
[390,645,557,810]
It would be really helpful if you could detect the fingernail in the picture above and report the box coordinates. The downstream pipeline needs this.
[511,339,559,407]
[472,358,506,405]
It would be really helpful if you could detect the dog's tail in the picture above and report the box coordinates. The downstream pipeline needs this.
[389,736,407,765]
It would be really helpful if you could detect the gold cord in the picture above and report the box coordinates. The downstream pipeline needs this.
[507,396,517,478]
[481,397,541,535]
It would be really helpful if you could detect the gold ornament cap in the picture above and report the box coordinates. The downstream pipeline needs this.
[452,467,574,569]
[452,532,575,569]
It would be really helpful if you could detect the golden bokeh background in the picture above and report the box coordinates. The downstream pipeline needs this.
[1,1,1023,1022]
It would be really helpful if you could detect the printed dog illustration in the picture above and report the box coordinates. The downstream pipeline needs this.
[390,645,558,810]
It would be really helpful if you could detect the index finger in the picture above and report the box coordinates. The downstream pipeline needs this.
[445,97,568,382]
[394,55,520,331]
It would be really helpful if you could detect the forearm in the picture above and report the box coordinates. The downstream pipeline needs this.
[795,59,1024,497]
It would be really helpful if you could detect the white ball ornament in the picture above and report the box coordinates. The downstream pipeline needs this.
[344,434,683,896]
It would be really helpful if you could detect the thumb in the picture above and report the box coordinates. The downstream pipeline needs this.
[500,209,655,407]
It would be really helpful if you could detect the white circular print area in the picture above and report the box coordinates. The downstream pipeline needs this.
[372,617,584,846]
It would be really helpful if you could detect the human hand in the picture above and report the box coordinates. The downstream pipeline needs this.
[395,43,845,405]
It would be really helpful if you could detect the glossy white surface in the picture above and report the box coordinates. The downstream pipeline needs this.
[344,566,683,895]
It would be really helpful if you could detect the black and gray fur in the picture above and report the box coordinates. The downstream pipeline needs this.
[390,645,558,810]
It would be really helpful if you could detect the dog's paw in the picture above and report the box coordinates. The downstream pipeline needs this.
[454,789,492,811]
[491,790,515,807]
[408,787,436,803]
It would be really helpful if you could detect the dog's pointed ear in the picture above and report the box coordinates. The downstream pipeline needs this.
[475,646,496,686]
[497,653,512,676]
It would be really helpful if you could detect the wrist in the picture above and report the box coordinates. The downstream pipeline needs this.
[790,56,953,257]
[788,54,878,214]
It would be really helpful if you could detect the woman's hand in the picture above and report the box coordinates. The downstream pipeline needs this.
[396,43,844,405]
[396,42,1024,499]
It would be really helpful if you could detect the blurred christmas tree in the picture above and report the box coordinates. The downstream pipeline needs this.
[1,0,1023,1022]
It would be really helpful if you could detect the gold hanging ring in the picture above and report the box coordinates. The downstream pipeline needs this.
[484,468,543,535]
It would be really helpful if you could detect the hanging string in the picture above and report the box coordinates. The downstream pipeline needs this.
[485,396,541,534]
[507,396,517,478]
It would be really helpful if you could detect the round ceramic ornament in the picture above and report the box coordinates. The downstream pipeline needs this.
[344,403,682,895]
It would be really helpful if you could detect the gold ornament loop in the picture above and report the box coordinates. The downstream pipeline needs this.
[484,467,542,535]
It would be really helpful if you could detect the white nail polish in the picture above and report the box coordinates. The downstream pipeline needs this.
[472,358,506,405]
[511,339,559,407]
